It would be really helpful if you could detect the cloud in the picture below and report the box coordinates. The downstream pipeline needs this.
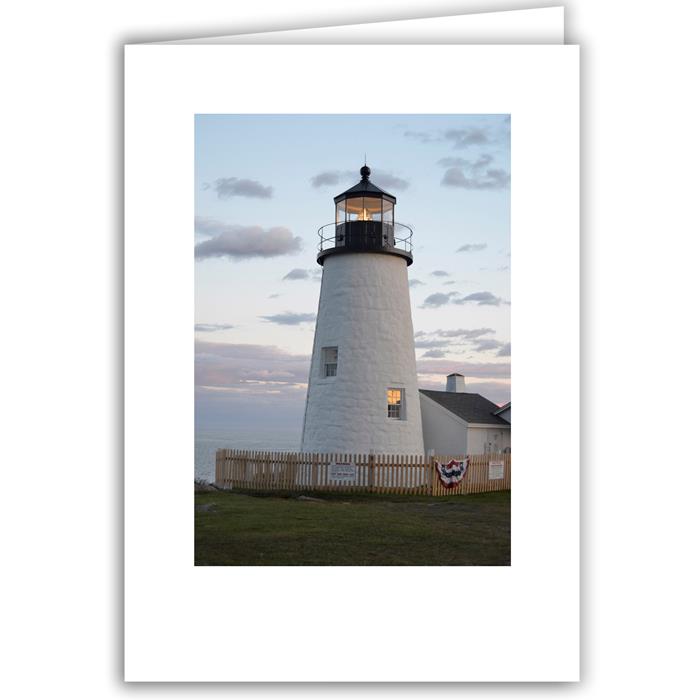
[210,177,273,199]
[421,292,459,308]
[310,168,409,191]
[283,268,322,282]
[310,171,341,188]
[443,281,456,286]
[194,323,235,333]
[407,128,491,149]
[444,128,489,148]
[453,291,506,306]
[414,339,450,349]
[497,342,511,357]
[437,156,472,168]
[472,339,505,352]
[434,328,496,339]
[422,349,447,359]
[408,279,425,287]
[457,243,488,252]
[194,217,302,261]
[442,166,510,190]
[404,130,436,143]
[415,328,495,340]
[372,172,410,191]
[473,154,495,169]
[438,153,509,191]
[283,268,311,280]
[268,293,281,299]
[260,312,316,325]
[413,328,508,357]
[439,154,493,168]
[430,270,450,277]
[196,341,311,387]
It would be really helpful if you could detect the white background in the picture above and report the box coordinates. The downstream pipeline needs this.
[125,43,578,682]
[2,0,699,696]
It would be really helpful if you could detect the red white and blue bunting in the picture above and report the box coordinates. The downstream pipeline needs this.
[436,458,470,489]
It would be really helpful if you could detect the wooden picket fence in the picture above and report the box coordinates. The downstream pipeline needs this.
[214,450,510,496]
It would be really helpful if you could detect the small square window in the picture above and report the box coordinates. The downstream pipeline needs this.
[387,388,404,420]
[321,346,338,378]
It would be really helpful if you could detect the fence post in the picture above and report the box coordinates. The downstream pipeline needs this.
[369,452,375,494]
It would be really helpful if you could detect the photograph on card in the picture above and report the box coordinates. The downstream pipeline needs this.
[194,114,511,566]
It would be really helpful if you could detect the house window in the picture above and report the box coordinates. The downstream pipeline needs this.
[321,346,338,377]
[387,388,404,419]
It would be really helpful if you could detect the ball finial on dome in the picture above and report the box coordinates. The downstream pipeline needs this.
[360,164,371,181]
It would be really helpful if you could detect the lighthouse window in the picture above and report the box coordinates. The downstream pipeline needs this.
[321,346,338,377]
[387,388,405,420]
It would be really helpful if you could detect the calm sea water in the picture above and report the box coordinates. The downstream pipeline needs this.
[195,426,302,483]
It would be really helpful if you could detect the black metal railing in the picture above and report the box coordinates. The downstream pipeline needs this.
[318,221,413,256]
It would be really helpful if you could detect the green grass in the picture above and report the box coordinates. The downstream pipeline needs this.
[195,489,510,566]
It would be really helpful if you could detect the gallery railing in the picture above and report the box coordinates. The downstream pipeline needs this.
[317,221,413,258]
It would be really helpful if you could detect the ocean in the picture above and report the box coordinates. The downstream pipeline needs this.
[195,425,302,483]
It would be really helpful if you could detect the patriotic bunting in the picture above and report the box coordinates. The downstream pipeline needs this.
[436,458,469,488]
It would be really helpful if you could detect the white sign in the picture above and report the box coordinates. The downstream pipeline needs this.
[329,462,357,482]
[488,460,505,480]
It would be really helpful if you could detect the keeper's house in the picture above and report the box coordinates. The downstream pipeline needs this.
[419,374,511,455]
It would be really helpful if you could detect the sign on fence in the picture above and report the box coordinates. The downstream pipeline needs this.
[329,462,358,482]
[488,460,505,480]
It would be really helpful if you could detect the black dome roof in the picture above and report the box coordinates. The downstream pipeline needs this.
[333,166,396,204]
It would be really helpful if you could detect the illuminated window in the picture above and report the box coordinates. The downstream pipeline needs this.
[321,346,338,377]
[387,388,404,419]
[346,197,382,222]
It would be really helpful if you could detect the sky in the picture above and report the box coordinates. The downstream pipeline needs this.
[195,114,510,432]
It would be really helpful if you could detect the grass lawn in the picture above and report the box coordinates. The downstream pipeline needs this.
[195,488,510,566]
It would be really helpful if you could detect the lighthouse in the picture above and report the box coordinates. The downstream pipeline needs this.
[301,165,425,455]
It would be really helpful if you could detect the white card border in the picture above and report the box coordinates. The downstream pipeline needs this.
[125,44,579,682]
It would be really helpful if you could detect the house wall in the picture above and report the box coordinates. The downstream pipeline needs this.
[419,393,467,455]
[467,426,511,454]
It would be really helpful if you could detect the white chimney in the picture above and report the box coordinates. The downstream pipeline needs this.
[446,373,466,392]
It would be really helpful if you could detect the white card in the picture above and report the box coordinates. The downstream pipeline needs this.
[159,6,564,44]
[125,9,578,683]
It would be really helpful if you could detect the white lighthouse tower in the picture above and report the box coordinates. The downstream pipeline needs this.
[301,165,424,455]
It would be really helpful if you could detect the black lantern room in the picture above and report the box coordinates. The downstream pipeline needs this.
[317,165,413,265]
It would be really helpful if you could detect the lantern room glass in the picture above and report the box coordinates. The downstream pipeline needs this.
[382,198,394,226]
[336,196,394,225]
[345,197,382,222]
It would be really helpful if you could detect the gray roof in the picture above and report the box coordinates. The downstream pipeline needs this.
[419,390,510,426]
